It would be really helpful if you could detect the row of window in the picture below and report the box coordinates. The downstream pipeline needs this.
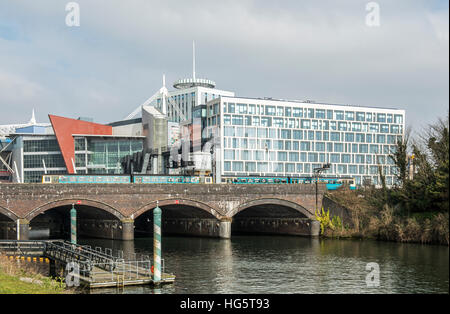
[222,116,403,134]
[23,139,60,153]
[223,161,398,176]
[223,127,402,143]
[222,102,404,124]
[224,137,397,154]
[23,154,65,169]
[224,149,394,164]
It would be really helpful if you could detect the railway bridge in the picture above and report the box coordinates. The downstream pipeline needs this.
[0,183,326,240]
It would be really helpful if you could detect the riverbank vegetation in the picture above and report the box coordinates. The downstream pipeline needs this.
[320,114,449,245]
[0,255,68,294]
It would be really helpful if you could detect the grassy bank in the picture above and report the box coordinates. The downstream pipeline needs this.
[0,255,68,294]
[319,189,449,246]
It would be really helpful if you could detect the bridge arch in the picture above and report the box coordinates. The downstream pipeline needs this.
[0,205,18,221]
[230,198,313,219]
[25,199,125,222]
[132,199,224,221]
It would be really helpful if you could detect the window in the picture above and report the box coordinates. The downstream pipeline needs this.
[338,122,347,131]
[245,162,256,172]
[293,108,303,117]
[293,130,303,140]
[285,107,292,117]
[335,111,344,120]
[370,145,379,154]
[273,163,284,173]
[394,115,403,124]
[257,128,268,138]
[315,142,325,152]
[301,142,311,151]
[331,132,340,141]
[224,126,235,136]
[308,109,314,118]
[265,106,276,116]
[261,117,272,127]
[330,154,340,163]
[356,155,365,164]
[356,112,365,121]
[241,150,251,160]
[342,154,351,163]
[228,103,235,113]
[301,120,311,129]
[308,153,318,162]
[315,131,322,141]
[377,113,386,123]
[286,163,295,173]
[377,135,386,143]
[334,143,344,152]
[345,112,355,121]
[257,162,268,172]
[316,109,326,119]
[278,152,288,161]
[345,133,355,142]
[276,107,284,117]
[390,125,399,134]
[237,103,247,114]
[232,115,243,126]
[289,152,299,162]
[224,150,235,160]
[326,110,333,119]
[274,118,284,128]
[359,144,368,153]
[281,129,291,139]
[233,162,244,172]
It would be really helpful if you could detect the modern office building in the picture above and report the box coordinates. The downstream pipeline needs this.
[6,115,144,182]
[204,97,405,187]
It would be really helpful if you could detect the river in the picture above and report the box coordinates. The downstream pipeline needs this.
[79,236,449,294]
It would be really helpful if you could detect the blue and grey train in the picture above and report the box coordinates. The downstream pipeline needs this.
[42,174,355,190]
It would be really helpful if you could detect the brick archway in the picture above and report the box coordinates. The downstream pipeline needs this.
[230,198,313,219]
[25,199,125,222]
[132,199,224,221]
[0,205,18,221]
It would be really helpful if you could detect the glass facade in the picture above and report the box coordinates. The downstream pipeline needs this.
[207,98,405,186]
[74,137,143,174]
[21,136,66,183]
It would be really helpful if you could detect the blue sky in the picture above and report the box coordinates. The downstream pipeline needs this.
[0,0,448,136]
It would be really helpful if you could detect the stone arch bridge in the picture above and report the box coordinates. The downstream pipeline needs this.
[0,184,326,240]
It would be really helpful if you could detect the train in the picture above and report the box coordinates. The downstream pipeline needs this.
[42,174,356,190]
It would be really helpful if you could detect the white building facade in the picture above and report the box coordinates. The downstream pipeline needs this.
[205,97,406,187]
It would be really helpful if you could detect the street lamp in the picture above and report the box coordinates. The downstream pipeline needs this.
[313,163,331,213]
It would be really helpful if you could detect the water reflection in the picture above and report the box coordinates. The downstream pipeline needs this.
[80,236,449,294]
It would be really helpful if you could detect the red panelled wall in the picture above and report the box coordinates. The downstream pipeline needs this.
[49,115,112,174]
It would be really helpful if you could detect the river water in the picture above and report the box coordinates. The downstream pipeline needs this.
[79,236,449,294]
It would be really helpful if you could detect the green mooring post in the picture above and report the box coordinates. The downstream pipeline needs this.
[70,204,77,245]
[153,201,162,284]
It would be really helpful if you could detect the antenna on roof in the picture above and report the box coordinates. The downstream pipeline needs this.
[193,40,196,81]
[29,109,36,125]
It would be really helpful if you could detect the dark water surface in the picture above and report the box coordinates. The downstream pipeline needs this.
[79,236,449,294]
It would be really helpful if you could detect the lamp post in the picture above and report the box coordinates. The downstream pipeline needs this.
[313,163,331,213]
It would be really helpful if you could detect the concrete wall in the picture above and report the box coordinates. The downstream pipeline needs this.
[322,195,353,227]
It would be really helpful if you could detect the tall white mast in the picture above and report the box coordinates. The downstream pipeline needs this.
[162,74,167,115]
[193,41,196,81]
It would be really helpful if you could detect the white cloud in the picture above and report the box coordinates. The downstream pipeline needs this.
[0,0,447,129]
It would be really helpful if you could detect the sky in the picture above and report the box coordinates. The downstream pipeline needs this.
[0,0,448,135]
